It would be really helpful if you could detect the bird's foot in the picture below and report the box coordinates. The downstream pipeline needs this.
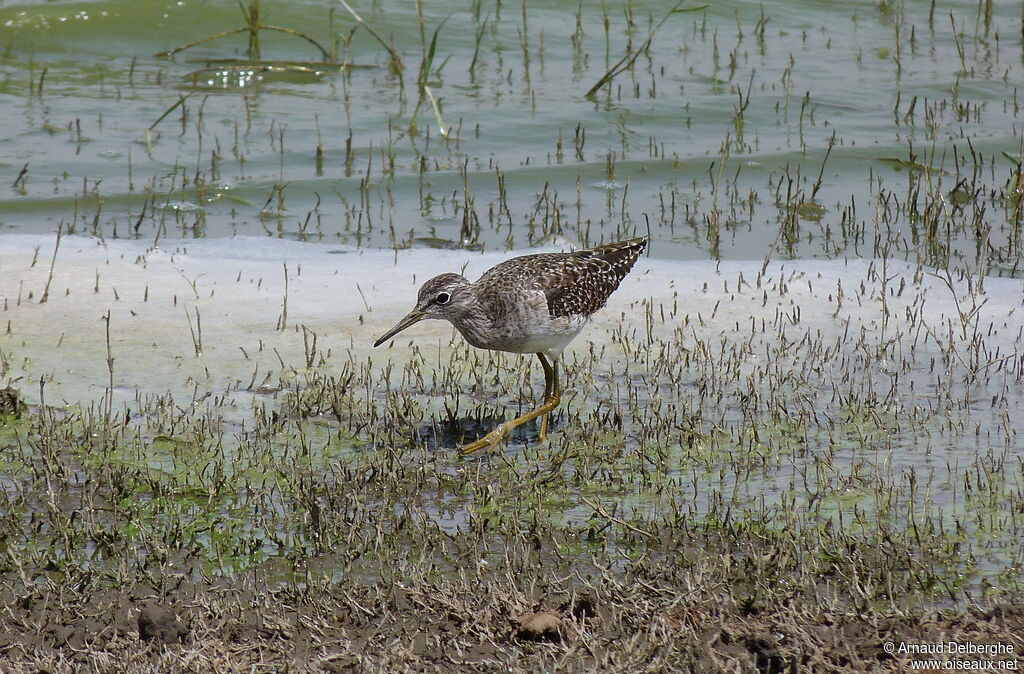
[461,398,559,454]
[459,423,511,455]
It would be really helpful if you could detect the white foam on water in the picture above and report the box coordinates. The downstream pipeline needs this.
[0,234,1021,418]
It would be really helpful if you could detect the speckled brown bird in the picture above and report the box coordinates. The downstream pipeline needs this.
[374,237,647,453]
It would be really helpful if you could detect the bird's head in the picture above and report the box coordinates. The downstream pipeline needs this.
[373,273,473,347]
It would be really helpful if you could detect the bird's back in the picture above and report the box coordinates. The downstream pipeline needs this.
[474,237,646,322]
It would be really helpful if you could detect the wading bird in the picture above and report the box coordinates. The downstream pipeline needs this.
[374,237,647,453]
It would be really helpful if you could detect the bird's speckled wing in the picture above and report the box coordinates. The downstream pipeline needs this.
[476,237,647,320]
[540,237,646,318]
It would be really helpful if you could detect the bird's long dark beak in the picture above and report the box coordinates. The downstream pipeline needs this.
[373,309,426,347]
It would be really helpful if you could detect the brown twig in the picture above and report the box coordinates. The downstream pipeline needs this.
[585,1,704,98]
[337,0,404,80]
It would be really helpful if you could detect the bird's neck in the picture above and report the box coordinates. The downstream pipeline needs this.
[447,291,494,349]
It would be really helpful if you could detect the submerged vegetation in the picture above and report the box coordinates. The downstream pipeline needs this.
[0,0,1022,670]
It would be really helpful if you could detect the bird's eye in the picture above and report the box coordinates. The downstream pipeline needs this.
[435,291,451,305]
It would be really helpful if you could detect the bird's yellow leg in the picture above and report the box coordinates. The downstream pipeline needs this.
[537,353,556,442]
[460,391,561,454]
[461,354,560,455]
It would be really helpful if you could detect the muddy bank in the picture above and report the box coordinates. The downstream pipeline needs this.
[1,570,1021,672]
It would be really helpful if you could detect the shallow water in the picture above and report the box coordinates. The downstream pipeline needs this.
[0,1,1022,591]
[1,235,1021,576]
[0,0,1020,262]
